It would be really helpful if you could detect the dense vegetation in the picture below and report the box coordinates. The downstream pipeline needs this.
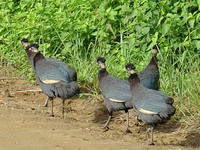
[0,0,200,121]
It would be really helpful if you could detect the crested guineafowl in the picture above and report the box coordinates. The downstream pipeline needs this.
[139,46,160,90]
[125,63,175,145]
[21,39,79,118]
[97,57,132,133]
[21,39,77,108]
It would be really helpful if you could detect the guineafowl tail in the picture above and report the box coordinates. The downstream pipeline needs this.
[54,81,79,99]
[159,104,176,124]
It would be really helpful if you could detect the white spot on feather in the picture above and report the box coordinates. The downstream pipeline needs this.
[139,108,157,115]
[109,98,123,103]
[42,80,60,84]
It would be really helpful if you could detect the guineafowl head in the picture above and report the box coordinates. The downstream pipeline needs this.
[125,63,136,74]
[31,43,39,49]
[152,45,159,56]
[21,38,29,48]
[26,43,39,53]
[96,57,106,68]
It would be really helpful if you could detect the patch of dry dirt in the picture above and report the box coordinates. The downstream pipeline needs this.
[0,74,200,150]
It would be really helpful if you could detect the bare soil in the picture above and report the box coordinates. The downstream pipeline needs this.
[0,71,200,150]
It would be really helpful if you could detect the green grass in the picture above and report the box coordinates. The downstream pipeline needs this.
[0,0,200,122]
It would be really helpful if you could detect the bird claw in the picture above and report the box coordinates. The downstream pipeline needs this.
[149,142,155,145]
[135,122,139,126]
[137,129,141,134]
[133,116,140,126]
[39,104,48,107]
[134,120,144,126]
[102,126,109,132]
[123,129,132,135]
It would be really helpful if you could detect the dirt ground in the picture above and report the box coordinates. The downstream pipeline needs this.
[0,71,200,150]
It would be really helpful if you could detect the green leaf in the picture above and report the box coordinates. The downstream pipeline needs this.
[108,9,117,21]
[157,16,164,26]
[148,32,158,50]
[181,50,187,64]
[195,40,200,49]
[142,27,150,35]
[188,19,195,28]
[162,23,171,34]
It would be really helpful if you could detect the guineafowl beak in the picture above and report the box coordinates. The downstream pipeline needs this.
[97,61,106,68]
[129,70,136,74]
[152,49,158,56]
[100,63,106,69]
[29,47,39,53]
[125,67,136,74]
[21,42,29,48]
[152,45,159,56]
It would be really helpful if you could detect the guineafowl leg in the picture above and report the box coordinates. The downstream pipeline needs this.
[134,115,139,126]
[40,96,49,107]
[150,126,154,145]
[51,99,54,117]
[102,111,112,132]
[146,125,154,145]
[124,109,132,134]
[62,99,65,119]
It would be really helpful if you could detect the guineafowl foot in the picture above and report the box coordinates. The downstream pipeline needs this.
[123,129,132,134]
[143,140,155,145]
[134,117,139,126]
[40,104,48,107]
[102,115,112,132]
[134,120,140,126]
[133,115,144,126]
[102,126,109,132]
[146,125,154,145]
[149,142,155,145]
[40,97,50,107]
[137,129,141,134]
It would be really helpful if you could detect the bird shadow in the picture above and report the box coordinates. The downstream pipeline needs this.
[91,101,123,125]
[155,120,200,148]
[92,106,108,124]
[156,120,182,133]
[177,130,200,148]
[128,118,182,134]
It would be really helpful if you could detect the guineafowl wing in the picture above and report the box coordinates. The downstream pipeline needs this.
[101,76,131,103]
[35,59,70,84]
[46,58,77,81]
[133,89,173,115]
[139,66,159,90]
[151,90,174,104]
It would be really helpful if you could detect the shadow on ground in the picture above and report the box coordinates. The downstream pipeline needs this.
[178,130,200,148]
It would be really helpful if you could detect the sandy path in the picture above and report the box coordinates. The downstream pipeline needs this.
[0,77,199,150]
